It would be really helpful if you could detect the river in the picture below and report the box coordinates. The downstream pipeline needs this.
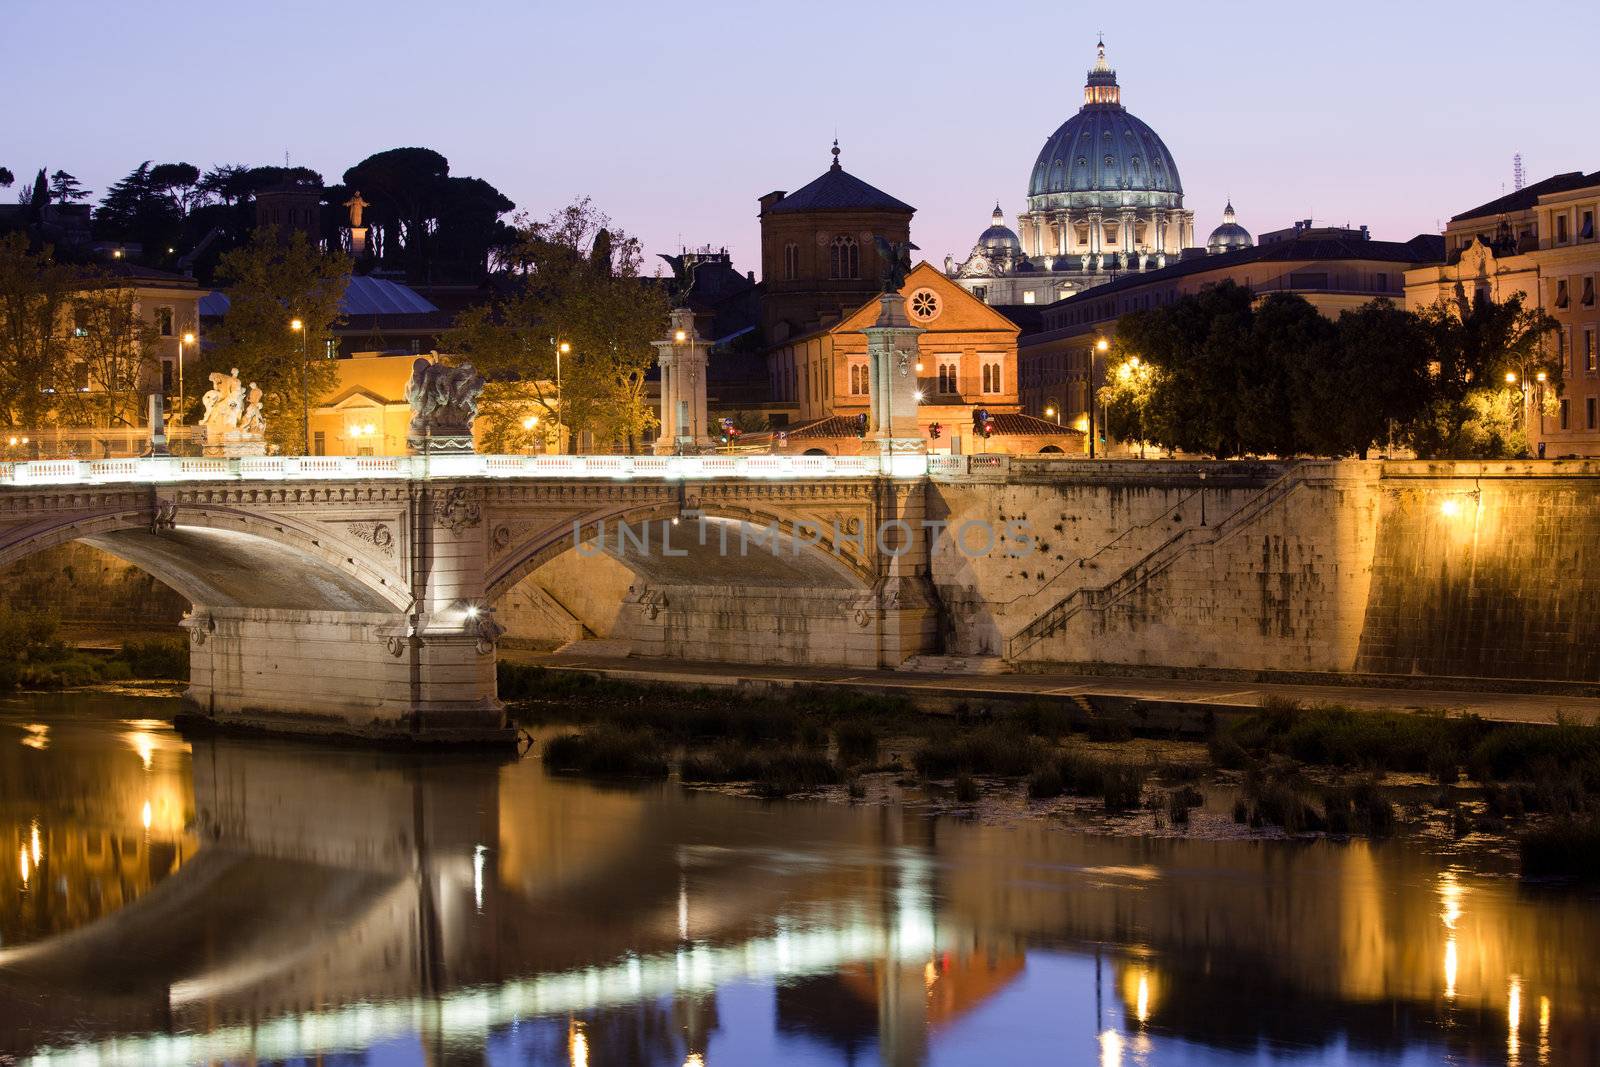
[0,691,1596,1066]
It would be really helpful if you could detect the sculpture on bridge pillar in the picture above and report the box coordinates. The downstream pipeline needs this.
[651,308,712,454]
[198,368,267,457]
[861,243,926,461]
[406,358,486,454]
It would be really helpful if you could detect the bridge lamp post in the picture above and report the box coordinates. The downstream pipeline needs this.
[522,414,540,455]
[290,318,308,454]
[552,339,571,454]
[1536,370,1548,443]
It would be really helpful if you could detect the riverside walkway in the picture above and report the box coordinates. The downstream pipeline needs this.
[505,649,1600,727]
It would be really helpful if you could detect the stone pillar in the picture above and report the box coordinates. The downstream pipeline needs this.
[862,292,926,467]
[652,308,711,455]
[1121,210,1138,254]
[1060,209,1073,255]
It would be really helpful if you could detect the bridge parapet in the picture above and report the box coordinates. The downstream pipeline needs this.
[0,451,927,488]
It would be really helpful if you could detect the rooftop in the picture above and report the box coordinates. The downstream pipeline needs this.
[1451,171,1600,223]
[763,142,915,216]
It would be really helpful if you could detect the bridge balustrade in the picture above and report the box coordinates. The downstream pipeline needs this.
[0,451,945,487]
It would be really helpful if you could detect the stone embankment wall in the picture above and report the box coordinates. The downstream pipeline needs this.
[0,541,186,634]
[938,458,1600,683]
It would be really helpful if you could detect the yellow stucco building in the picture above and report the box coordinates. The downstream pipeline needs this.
[1405,170,1600,457]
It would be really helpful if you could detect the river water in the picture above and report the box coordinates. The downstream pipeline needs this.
[0,692,1596,1067]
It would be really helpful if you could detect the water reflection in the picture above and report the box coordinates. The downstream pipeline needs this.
[0,693,1597,1066]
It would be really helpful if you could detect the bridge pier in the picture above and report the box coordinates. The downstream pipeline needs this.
[181,606,507,744]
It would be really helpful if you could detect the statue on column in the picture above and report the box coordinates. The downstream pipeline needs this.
[872,235,916,293]
[406,359,486,454]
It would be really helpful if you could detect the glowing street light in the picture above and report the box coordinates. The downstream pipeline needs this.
[290,319,310,453]
[1089,337,1110,458]
[553,339,571,453]
[176,330,197,425]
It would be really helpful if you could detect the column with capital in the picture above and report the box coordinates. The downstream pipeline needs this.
[651,308,711,454]
[863,291,926,470]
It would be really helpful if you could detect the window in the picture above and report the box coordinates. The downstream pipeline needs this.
[1556,214,1570,243]
[1583,277,1595,307]
[1590,397,1597,431]
[849,363,869,396]
[972,286,987,302]
[937,361,959,394]
[1559,328,1569,372]
[1586,329,1597,372]
[829,235,859,280]
[1289,272,1329,290]
[72,308,89,337]
[1583,211,1595,240]
[1555,279,1569,309]
[161,359,174,394]
[1022,291,1036,304]
[981,361,1003,394]
[1374,273,1388,292]
[783,243,800,281]
[325,339,337,359]
[908,288,941,321]
[1560,398,1569,430]
[313,431,327,456]
[155,307,174,337]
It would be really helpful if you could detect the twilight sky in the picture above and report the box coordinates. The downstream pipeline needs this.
[5,0,1596,275]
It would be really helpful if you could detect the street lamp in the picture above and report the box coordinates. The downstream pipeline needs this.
[552,339,571,454]
[176,330,196,428]
[1045,404,1059,425]
[1089,337,1109,458]
[521,414,540,455]
[290,318,308,454]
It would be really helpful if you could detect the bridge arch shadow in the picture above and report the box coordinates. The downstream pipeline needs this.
[0,504,408,614]
[486,500,883,665]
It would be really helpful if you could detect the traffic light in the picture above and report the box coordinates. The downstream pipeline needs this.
[928,422,942,440]
[855,413,869,438]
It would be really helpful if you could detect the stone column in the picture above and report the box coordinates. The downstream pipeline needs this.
[862,292,925,467]
[652,307,711,455]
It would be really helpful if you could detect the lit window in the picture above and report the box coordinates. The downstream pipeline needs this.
[1023,291,1036,304]
[155,307,174,337]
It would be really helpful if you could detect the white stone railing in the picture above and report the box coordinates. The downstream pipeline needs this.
[0,451,936,487]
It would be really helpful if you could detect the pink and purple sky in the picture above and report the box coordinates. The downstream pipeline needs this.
[5,0,1595,273]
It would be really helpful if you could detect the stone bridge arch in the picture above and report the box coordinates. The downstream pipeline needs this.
[479,478,939,668]
[0,480,505,743]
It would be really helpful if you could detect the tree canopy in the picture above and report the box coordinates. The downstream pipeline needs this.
[446,199,665,453]
[1098,282,1559,459]
[205,228,350,454]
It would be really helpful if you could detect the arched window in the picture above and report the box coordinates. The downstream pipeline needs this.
[784,243,800,280]
[982,361,1002,394]
[829,235,859,280]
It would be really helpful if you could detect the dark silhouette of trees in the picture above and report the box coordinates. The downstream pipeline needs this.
[47,171,91,204]
[1098,284,1560,459]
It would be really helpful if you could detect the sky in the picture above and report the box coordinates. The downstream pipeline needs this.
[5,0,1597,274]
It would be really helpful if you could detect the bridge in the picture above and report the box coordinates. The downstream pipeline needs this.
[5,453,1594,741]
[0,452,942,742]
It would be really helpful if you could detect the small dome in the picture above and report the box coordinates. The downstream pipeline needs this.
[977,203,1022,255]
[1206,200,1253,253]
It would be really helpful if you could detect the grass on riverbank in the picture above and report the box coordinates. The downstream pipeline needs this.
[508,664,1600,875]
[0,605,188,689]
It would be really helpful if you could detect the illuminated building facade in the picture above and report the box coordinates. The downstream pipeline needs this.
[1405,170,1600,457]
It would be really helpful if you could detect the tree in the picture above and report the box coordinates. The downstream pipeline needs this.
[447,199,665,453]
[0,233,77,430]
[148,162,202,216]
[57,286,159,427]
[0,168,14,189]
[47,170,91,203]
[1289,300,1430,458]
[339,148,514,282]
[207,228,350,454]
[1406,292,1560,458]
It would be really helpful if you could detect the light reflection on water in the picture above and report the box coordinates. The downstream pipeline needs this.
[0,691,1597,1066]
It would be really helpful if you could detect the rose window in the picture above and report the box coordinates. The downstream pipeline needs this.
[909,288,941,321]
